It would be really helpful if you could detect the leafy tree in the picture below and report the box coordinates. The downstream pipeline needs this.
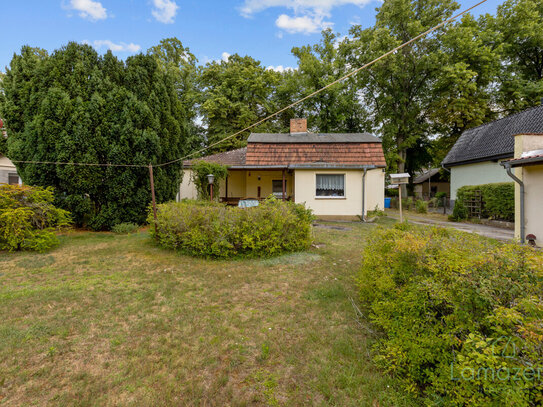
[290,29,370,133]
[190,160,228,200]
[198,54,280,153]
[147,37,203,150]
[494,0,543,112]
[0,42,188,230]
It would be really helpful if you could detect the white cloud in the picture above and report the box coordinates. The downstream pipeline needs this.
[266,65,295,73]
[65,0,108,21]
[151,0,179,24]
[221,52,231,62]
[240,0,374,34]
[276,14,331,34]
[86,40,141,53]
[240,0,373,17]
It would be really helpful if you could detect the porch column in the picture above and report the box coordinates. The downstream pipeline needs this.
[282,169,286,201]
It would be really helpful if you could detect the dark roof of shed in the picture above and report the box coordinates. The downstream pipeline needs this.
[248,133,380,143]
[413,168,441,184]
[184,148,247,167]
[442,105,543,167]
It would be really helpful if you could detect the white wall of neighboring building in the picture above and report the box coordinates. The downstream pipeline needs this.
[450,160,511,199]
[293,168,384,219]
[0,155,21,185]
[513,134,543,246]
[178,169,198,200]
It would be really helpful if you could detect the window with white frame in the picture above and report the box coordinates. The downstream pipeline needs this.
[316,174,345,197]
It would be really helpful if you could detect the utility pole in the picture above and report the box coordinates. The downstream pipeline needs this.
[149,164,158,234]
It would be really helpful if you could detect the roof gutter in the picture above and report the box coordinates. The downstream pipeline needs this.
[501,161,525,244]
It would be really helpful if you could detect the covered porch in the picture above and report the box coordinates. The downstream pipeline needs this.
[218,168,294,205]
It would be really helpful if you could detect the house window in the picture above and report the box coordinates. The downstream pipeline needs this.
[316,174,345,197]
[8,173,20,185]
[272,180,286,197]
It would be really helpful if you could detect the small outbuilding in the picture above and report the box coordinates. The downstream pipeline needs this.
[179,119,386,220]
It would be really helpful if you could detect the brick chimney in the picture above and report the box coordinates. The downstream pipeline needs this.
[290,118,307,135]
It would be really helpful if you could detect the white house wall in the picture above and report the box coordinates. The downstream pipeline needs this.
[293,168,384,218]
[450,161,511,200]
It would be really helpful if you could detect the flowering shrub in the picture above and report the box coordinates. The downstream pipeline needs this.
[0,184,71,251]
[358,224,543,405]
[148,197,314,258]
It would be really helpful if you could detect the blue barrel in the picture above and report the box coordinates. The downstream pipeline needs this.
[384,197,391,209]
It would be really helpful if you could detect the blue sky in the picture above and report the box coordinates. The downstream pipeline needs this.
[2,0,503,72]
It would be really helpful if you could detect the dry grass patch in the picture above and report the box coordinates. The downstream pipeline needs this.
[0,219,416,406]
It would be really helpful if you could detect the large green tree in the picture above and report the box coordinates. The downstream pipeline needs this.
[198,54,280,152]
[0,42,188,229]
[494,0,543,112]
[289,29,370,133]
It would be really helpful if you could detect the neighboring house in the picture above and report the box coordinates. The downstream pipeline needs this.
[412,168,450,200]
[0,118,22,185]
[0,155,20,185]
[179,119,386,220]
[442,105,543,202]
[501,134,543,247]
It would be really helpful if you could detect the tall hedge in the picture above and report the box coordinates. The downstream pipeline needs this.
[0,43,189,230]
[457,182,514,221]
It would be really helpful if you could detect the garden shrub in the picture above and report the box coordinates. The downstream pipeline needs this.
[148,197,315,258]
[358,224,543,405]
[456,182,514,221]
[415,199,428,213]
[435,191,447,207]
[111,222,139,234]
[449,200,468,221]
[0,184,71,251]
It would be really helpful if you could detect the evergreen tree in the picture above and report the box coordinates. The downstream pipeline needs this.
[0,42,188,229]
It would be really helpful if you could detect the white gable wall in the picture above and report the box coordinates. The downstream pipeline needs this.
[450,160,511,200]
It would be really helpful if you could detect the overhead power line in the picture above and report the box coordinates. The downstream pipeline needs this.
[155,0,489,168]
[8,0,488,169]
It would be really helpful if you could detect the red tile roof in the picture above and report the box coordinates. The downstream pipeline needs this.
[245,142,385,166]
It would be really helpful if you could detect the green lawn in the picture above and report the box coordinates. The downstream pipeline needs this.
[0,219,416,406]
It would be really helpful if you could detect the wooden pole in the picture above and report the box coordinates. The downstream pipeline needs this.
[210,183,214,201]
[399,184,403,223]
[149,164,158,234]
[282,169,286,201]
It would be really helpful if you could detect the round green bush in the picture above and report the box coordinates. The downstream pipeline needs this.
[0,184,71,252]
[148,197,315,258]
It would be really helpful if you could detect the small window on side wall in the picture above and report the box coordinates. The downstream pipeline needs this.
[8,173,20,186]
[316,174,345,197]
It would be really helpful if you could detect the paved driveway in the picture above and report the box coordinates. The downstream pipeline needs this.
[387,214,515,242]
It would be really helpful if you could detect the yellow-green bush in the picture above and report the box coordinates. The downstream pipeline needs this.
[358,224,543,405]
[0,185,71,251]
[148,197,315,258]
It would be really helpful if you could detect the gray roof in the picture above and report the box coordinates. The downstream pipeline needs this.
[413,168,441,184]
[248,132,381,143]
[442,105,543,167]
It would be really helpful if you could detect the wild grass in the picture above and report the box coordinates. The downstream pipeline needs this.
[0,218,415,406]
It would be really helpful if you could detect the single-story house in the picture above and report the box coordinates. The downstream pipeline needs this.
[442,104,543,202]
[412,168,450,200]
[501,134,543,247]
[179,119,386,220]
